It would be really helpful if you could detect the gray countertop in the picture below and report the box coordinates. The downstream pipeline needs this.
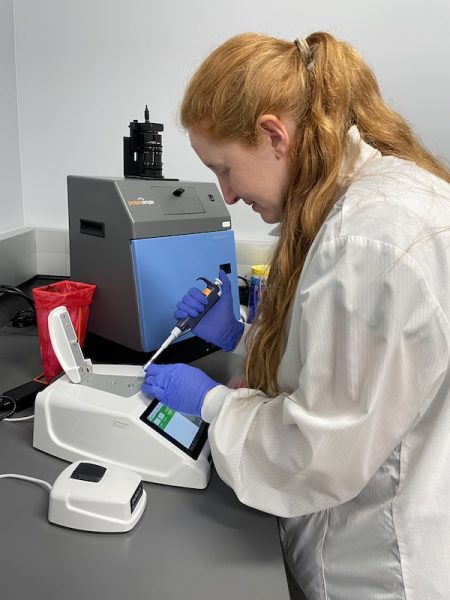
[0,312,289,600]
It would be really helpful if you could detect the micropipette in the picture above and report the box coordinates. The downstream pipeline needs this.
[135,276,223,381]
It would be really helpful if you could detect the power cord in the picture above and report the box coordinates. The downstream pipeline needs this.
[0,408,52,497]
[0,474,51,492]
[1,376,47,421]
[0,395,17,420]
[0,395,35,421]
[238,275,250,306]
[0,284,36,327]
[4,414,35,422]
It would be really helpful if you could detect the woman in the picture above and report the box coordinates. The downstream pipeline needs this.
[142,32,450,599]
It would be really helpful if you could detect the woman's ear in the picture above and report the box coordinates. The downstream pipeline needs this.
[258,114,292,158]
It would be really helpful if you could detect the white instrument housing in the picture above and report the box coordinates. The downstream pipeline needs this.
[49,460,147,533]
[33,307,211,489]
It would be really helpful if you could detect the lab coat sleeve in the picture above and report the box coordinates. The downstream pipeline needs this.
[205,236,450,517]
[232,322,251,356]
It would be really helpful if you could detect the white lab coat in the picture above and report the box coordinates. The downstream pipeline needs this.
[201,127,450,599]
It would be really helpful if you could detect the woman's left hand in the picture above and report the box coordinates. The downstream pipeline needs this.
[141,363,218,417]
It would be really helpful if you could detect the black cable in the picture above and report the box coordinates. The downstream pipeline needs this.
[0,395,17,420]
[0,285,35,307]
[0,285,36,327]
[238,276,250,306]
[10,309,36,328]
[238,276,250,288]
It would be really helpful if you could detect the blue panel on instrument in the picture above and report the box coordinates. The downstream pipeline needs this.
[131,230,239,352]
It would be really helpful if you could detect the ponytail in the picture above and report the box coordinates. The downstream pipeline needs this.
[181,32,450,395]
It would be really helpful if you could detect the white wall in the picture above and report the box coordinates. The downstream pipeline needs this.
[0,0,23,233]
[11,0,450,242]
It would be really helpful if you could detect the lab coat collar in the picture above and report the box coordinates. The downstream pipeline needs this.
[268,126,380,238]
[341,125,382,180]
[269,224,282,236]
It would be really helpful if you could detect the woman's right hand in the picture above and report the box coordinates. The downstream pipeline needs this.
[174,270,244,352]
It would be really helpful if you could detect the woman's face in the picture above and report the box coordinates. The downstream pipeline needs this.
[188,116,293,224]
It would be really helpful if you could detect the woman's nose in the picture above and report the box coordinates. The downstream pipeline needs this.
[219,181,239,205]
[223,194,239,205]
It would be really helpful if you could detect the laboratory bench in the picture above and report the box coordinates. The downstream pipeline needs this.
[0,279,290,600]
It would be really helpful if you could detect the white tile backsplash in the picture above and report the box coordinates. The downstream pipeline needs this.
[235,240,275,279]
[35,228,66,253]
[36,251,67,277]
[0,227,69,284]
[34,228,69,277]
[0,227,274,285]
[0,228,37,285]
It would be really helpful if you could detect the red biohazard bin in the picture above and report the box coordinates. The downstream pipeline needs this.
[32,280,96,383]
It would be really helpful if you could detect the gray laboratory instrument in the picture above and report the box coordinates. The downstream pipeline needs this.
[68,110,239,354]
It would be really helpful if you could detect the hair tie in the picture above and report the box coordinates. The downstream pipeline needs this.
[294,38,314,71]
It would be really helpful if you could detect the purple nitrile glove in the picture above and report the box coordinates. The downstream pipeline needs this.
[174,270,244,352]
[141,363,218,417]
